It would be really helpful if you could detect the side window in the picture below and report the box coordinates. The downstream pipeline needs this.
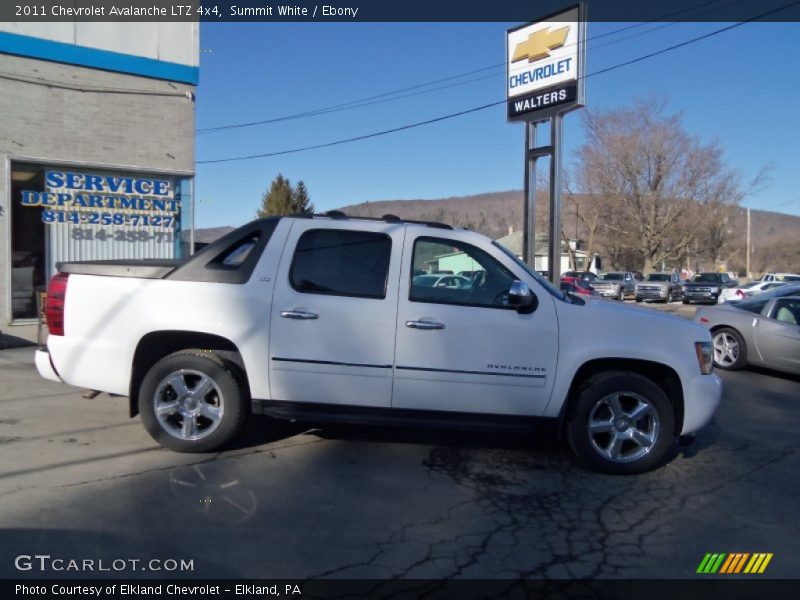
[771,299,800,325]
[218,233,260,267]
[410,237,517,308]
[290,229,391,299]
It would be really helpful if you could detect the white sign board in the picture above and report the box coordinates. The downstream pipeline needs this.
[506,5,584,121]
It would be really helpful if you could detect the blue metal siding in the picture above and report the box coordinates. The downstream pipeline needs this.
[0,31,198,85]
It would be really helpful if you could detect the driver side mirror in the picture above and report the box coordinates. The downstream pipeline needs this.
[508,280,538,314]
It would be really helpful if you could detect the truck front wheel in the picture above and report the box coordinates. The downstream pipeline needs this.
[567,372,675,474]
[138,350,248,453]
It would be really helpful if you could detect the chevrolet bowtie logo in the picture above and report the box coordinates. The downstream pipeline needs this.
[512,26,569,63]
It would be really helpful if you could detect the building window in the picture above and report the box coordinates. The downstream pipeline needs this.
[8,161,191,321]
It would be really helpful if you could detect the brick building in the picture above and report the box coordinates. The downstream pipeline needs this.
[0,23,198,326]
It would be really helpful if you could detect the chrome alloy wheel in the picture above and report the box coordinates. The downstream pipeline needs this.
[712,331,739,367]
[587,392,660,463]
[153,369,224,441]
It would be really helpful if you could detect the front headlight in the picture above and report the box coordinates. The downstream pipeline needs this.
[710,287,720,293]
[682,285,687,291]
[695,341,714,375]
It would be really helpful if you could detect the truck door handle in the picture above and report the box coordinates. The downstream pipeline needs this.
[406,319,445,330]
[281,310,319,320]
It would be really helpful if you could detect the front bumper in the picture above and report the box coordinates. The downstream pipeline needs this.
[594,287,621,298]
[683,290,719,302]
[35,348,63,383]
[681,372,722,435]
[636,288,669,300]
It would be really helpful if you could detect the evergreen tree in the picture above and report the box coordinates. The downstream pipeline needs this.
[256,174,294,217]
[292,180,314,215]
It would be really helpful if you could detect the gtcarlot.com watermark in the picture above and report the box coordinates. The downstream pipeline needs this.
[14,554,194,573]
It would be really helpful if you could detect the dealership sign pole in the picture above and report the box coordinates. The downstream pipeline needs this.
[507,3,586,283]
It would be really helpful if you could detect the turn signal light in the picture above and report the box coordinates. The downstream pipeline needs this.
[695,341,714,375]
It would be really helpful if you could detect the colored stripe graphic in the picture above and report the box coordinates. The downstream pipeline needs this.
[697,553,727,574]
[699,552,773,574]
[744,553,773,574]
[720,553,750,573]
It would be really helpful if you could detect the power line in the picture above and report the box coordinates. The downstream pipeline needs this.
[196,0,740,134]
[198,1,798,165]
[0,71,190,97]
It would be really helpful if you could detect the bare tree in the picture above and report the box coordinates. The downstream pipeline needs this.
[575,98,754,273]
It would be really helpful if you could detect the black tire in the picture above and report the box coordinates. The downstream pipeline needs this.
[635,297,642,303]
[138,350,248,452]
[566,371,676,475]
[682,299,690,304]
[617,289,624,301]
[710,327,747,371]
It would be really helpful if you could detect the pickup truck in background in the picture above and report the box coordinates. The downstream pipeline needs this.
[37,214,721,474]
[590,272,637,301]
[682,272,738,305]
[635,272,683,303]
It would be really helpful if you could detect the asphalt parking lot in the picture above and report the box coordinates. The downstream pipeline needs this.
[1,302,798,580]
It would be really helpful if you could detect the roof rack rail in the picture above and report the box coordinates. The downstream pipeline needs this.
[298,212,453,231]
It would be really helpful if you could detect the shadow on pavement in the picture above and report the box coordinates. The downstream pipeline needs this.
[0,333,36,350]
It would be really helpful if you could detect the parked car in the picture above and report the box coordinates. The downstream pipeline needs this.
[682,272,737,305]
[560,276,597,297]
[413,274,472,289]
[457,270,482,280]
[563,270,598,284]
[759,273,800,283]
[36,214,721,474]
[695,286,800,374]
[591,272,636,300]
[718,280,787,303]
[635,272,683,303]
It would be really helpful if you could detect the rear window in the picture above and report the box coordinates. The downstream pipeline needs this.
[290,229,391,299]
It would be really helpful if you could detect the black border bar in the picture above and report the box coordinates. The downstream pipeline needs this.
[2,0,800,22]
[5,579,800,599]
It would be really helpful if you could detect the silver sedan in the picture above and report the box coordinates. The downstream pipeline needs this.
[694,285,800,375]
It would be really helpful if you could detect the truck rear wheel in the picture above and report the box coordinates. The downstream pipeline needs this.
[138,350,248,453]
[567,372,675,474]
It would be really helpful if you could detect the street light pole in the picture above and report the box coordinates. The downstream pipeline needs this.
[746,207,751,279]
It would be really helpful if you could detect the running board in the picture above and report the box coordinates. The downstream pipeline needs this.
[252,399,552,433]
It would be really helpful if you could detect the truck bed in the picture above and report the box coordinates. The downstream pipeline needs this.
[56,259,181,279]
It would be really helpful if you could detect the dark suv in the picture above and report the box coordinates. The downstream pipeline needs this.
[682,272,737,305]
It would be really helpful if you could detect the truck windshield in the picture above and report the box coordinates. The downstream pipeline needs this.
[599,273,624,281]
[491,241,566,301]
[644,274,671,282]
[692,273,721,282]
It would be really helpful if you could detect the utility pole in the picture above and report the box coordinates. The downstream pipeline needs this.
[746,207,751,279]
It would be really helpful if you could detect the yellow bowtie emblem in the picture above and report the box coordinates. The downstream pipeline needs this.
[512,26,569,63]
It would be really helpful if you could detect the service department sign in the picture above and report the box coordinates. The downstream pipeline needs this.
[506,4,585,122]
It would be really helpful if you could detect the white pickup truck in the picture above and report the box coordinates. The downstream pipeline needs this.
[36,214,721,474]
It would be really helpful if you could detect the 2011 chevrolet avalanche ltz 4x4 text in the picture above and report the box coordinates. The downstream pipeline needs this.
[36,214,721,474]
